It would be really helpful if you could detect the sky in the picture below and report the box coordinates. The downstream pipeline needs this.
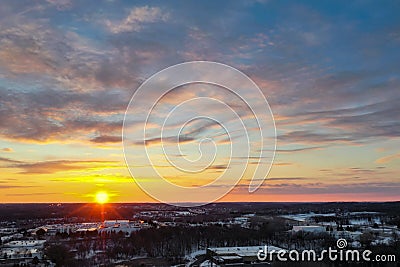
[0,0,399,203]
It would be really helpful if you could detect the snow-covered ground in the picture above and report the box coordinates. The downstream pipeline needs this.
[185,249,206,267]
[281,213,336,222]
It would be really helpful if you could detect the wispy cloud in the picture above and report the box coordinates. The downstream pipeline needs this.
[6,159,117,174]
[375,153,400,164]
[105,6,169,34]
[46,0,72,10]
[0,156,22,164]
[90,135,121,144]
[0,185,39,189]
[230,181,400,196]
[6,192,57,196]
[273,146,323,153]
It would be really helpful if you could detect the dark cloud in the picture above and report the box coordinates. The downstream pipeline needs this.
[90,135,121,144]
[272,146,323,153]
[136,135,195,147]
[272,162,293,166]
[0,156,22,164]
[207,164,229,170]
[278,130,356,144]
[0,86,128,142]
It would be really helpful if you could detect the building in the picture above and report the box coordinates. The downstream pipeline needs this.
[292,225,326,233]
[98,219,150,235]
[206,245,285,266]
[0,239,46,262]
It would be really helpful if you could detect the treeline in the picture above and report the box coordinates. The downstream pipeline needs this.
[44,222,400,266]
[44,220,291,266]
[1,202,399,222]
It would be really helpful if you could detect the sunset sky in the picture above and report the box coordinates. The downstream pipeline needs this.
[0,0,399,203]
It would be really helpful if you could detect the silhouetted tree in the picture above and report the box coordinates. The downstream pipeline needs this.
[32,256,40,265]
[36,228,46,237]
[46,244,74,266]
[360,232,374,248]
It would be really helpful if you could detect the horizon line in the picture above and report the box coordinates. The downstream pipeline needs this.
[0,200,399,205]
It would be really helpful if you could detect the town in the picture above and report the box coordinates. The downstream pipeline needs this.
[0,202,398,266]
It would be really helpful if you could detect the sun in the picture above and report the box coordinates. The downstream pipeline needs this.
[95,191,109,204]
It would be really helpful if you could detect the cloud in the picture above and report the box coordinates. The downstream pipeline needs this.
[0,1,397,149]
[46,0,72,10]
[139,135,195,147]
[375,153,400,164]
[0,185,39,189]
[315,167,390,182]
[137,120,221,147]
[273,146,323,153]
[270,72,400,146]
[0,156,22,164]
[230,181,400,196]
[0,15,143,88]
[49,173,132,183]
[265,177,306,181]
[1,148,14,152]
[278,130,356,144]
[7,159,117,174]
[90,135,121,144]
[0,178,17,182]
[0,10,175,144]
[106,6,169,34]
[6,192,57,196]
[273,162,293,166]
[207,164,229,170]
[0,87,127,143]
